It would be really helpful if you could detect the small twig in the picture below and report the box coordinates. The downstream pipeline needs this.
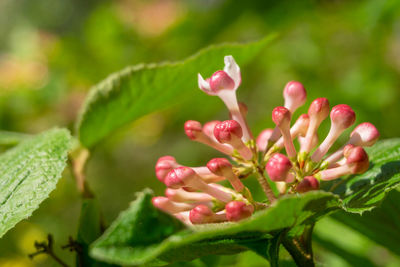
[254,165,277,204]
[69,147,94,198]
[28,234,70,267]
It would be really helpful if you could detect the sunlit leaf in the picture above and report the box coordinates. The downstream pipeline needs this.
[77,36,275,147]
[0,128,71,238]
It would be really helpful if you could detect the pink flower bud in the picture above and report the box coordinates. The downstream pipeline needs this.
[165,167,233,202]
[345,146,369,174]
[308,98,330,119]
[214,120,243,143]
[283,81,307,113]
[266,153,293,182]
[164,167,196,188]
[275,114,310,149]
[272,107,296,158]
[350,122,380,147]
[189,205,226,224]
[311,104,355,162]
[256,128,273,152]
[214,120,253,160]
[296,176,319,193]
[209,71,235,92]
[330,104,356,130]
[155,156,179,182]
[301,98,330,153]
[152,196,195,213]
[272,106,291,128]
[207,158,244,192]
[184,120,203,140]
[165,188,213,203]
[225,201,254,222]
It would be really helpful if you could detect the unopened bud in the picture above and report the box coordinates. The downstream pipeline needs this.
[349,122,380,147]
[296,176,319,193]
[189,205,226,224]
[256,128,273,152]
[283,81,307,113]
[207,158,244,192]
[266,153,293,182]
[225,201,254,222]
[155,156,178,182]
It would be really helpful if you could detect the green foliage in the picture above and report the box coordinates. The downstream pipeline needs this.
[90,189,338,265]
[0,128,71,238]
[76,36,275,147]
[333,138,400,213]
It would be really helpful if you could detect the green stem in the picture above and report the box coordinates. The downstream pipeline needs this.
[282,225,315,267]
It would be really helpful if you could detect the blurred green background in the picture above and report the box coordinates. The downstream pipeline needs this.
[1,0,400,266]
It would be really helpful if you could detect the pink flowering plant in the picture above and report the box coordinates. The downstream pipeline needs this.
[1,38,400,266]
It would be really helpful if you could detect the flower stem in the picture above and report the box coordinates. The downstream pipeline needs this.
[282,224,315,267]
[255,165,276,204]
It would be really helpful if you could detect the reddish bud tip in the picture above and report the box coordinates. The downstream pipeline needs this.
[350,122,380,147]
[296,176,319,193]
[189,205,214,224]
[225,201,254,222]
[206,158,232,176]
[330,104,356,129]
[344,146,369,174]
[184,120,202,140]
[308,98,330,119]
[155,156,178,182]
[214,120,243,143]
[151,196,168,208]
[272,106,291,127]
[283,81,307,111]
[209,70,235,92]
[256,128,273,151]
[266,153,292,182]
[164,167,196,188]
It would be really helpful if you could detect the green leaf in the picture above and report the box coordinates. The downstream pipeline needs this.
[77,36,275,147]
[0,128,71,238]
[331,188,400,256]
[333,138,400,213]
[0,130,31,147]
[90,189,339,266]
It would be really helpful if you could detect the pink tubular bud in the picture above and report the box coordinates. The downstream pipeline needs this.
[214,120,243,143]
[256,128,273,152]
[275,114,310,149]
[214,120,253,160]
[207,158,244,192]
[155,156,179,182]
[349,122,380,147]
[272,106,291,127]
[301,98,330,153]
[266,153,293,182]
[189,205,227,224]
[184,120,234,155]
[296,176,319,193]
[210,71,235,92]
[165,167,233,202]
[330,104,356,129]
[225,201,254,222]
[202,120,221,139]
[283,81,307,113]
[165,188,213,203]
[272,107,296,158]
[152,196,196,214]
[311,104,356,162]
[318,145,369,180]
[345,146,369,174]
[184,120,203,140]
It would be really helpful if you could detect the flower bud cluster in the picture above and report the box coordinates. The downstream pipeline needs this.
[152,56,379,225]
